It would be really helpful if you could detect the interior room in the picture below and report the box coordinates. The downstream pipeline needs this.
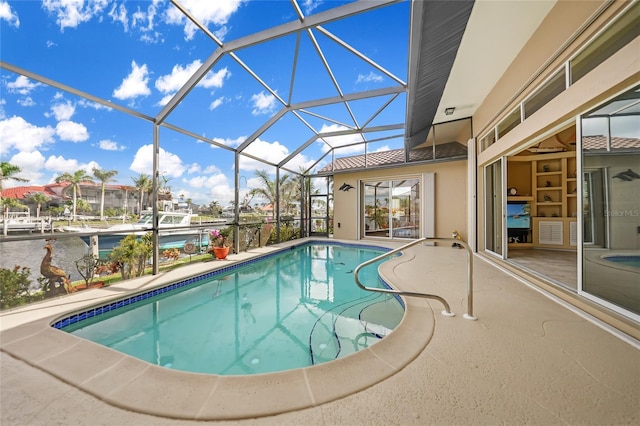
[506,125,578,290]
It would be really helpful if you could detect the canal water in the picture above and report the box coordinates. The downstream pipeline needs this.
[0,237,89,289]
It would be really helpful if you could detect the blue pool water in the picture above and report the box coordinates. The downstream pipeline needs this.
[603,255,640,269]
[59,243,404,375]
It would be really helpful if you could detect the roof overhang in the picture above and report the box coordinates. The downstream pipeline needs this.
[405,0,475,151]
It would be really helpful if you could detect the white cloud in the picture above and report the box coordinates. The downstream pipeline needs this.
[113,60,151,100]
[372,144,391,153]
[132,1,162,43]
[129,144,185,178]
[108,2,128,31]
[55,120,89,142]
[98,139,125,151]
[0,0,19,27]
[209,97,224,110]
[42,0,109,30]
[211,136,245,148]
[45,155,99,175]
[188,174,234,205]
[317,124,365,153]
[5,151,45,186]
[6,75,41,96]
[281,152,314,172]
[155,61,230,96]
[78,99,112,111]
[17,97,35,107]
[240,138,289,170]
[46,40,56,48]
[0,116,55,155]
[201,67,231,89]
[156,94,174,107]
[187,163,201,174]
[164,0,245,41]
[155,60,201,94]
[356,71,383,84]
[155,65,230,106]
[49,100,75,121]
[301,0,322,15]
[250,91,277,116]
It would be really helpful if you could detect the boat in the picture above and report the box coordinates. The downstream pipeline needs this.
[1,211,52,235]
[64,209,212,258]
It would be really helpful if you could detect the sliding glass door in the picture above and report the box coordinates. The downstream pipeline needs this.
[362,178,420,239]
[580,85,640,319]
[484,159,504,256]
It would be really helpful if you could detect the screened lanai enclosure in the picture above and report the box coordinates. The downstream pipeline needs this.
[1,0,474,274]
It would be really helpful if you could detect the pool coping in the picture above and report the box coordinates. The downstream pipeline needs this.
[0,239,436,420]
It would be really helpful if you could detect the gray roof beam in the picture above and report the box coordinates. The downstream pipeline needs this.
[1,61,154,124]
[292,86,405,110]
[155,48,224,125]
[236,108,288,153]
[279,135,319,168]
[220,0,401,54]
[316,26,407,86]
[360,93,401,129]
[171,0,223,47]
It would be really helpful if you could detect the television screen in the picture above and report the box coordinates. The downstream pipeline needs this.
[507,203,530,229]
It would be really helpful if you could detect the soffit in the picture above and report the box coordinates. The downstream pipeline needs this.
[406,0,557,150]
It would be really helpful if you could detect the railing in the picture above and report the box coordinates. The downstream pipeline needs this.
[353,237,477,320]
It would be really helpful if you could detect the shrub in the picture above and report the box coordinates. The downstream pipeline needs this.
[0,266,42,310]
[109,233,152,279]
[162,248,181,262]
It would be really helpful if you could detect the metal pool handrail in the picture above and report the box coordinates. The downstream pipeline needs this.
[353,238,477,320]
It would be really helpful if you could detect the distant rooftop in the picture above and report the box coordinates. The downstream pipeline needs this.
[318,141,467,173]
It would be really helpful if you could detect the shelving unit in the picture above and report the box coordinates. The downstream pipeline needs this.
[507,152,577,249]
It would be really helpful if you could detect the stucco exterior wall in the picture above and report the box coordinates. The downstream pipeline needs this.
[474,2,639,251]
[473,0,630,137]
[332,160,468,242]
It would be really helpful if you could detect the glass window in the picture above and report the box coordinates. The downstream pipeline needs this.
[391,179,420,239]
[480,129,496,151]
[571,2,640,84]
[484,160,503,256]
[363,181,390,238]
[523,68,566,119]
[497,107,521,140]
[362,179,421,239]
[581,85,640,318]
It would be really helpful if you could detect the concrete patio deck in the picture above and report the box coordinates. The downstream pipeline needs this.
[1,240,638,425]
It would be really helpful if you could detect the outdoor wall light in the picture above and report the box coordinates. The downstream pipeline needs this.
[444,107,455,115]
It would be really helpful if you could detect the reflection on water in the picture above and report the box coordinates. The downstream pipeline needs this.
[0,237,89,287]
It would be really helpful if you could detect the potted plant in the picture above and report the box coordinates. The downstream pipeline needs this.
[209,228,230,260]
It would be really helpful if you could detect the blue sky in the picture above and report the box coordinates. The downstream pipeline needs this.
[0,0,409,206]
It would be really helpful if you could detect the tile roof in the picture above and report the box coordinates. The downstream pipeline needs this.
[318,141,467,173]
[582,135,640,151]
[0,185,63,201]
[1,182,131,200]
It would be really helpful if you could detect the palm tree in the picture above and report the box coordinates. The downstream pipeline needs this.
[120,185,135,217]
[131,174,152,215]
[93,168,118,220]
[1,196,27,214]
[55,170,94,220]
[249,169,291,218]
[76,198,92,214]
[27,192,51,218]
[0,162,29,205]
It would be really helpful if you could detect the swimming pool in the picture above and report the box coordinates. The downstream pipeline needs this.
[2,239,437,420]
[57,243,404,375]
[602,255,640,269]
